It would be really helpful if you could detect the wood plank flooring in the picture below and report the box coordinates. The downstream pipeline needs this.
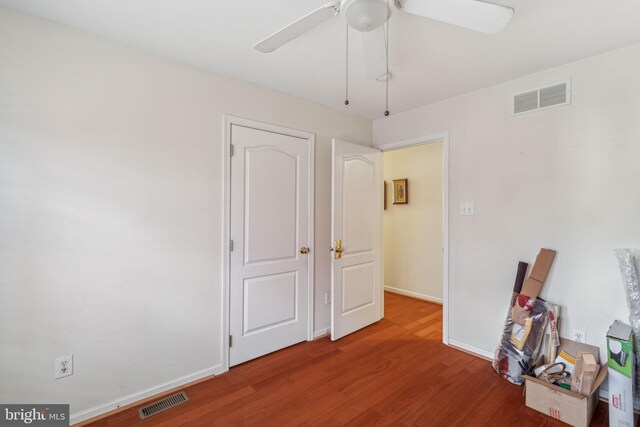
[88,292,608,426]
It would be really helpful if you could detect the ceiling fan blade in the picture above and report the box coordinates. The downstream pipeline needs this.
[396,0,514,34]
[361,26,388,80]
[254,2,340,53]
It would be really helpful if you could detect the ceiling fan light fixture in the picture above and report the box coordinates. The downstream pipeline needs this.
[342,0,390,32]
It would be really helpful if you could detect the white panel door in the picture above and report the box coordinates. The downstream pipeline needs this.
[230,124,311,366]
[331,139,383,340]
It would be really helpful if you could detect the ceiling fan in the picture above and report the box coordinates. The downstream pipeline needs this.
[254,0,514,115]
[254,0,514,54]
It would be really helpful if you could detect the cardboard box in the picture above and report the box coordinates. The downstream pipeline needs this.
[521,277,543,300]
[571,353,599,396]
[529,248,557,283]
[607,320,634,427]
[523,339,607,427]
[520,248,556,299]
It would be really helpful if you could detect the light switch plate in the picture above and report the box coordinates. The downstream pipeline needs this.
[460,203,474,216]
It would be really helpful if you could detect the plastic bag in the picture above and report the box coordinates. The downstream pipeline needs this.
[493,295,552,385]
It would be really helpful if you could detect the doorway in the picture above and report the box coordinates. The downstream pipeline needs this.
[223,116,315,368]
[380,134,448,343]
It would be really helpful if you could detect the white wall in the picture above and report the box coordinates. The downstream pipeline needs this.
[0,6,371,421]
[374,43,640,362]
[384,143,443,302]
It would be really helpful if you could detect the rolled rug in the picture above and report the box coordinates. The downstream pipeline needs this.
[613,248,640,409]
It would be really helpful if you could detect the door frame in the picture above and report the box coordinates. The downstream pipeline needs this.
[377,131,450,345]
[222,115,315,372]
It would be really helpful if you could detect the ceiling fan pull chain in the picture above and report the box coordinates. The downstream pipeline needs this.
[384,0,390,117]
[344,24,349,106]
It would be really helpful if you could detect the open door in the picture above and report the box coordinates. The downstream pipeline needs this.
[331,139,383,340]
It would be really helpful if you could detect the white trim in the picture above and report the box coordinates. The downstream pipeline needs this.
[598,389,609,402]
[307,135,316,341]
[313,328,330,339]
[222,115,316,372]
[384,286,442,304]
[445,339,611,401]
[225,115,319,140]
[70,364,224,425]
[443,133,450,346]
[448,339,494,361]
[379,131,450,346]
[377,132,449,152]
[222,115,232,374]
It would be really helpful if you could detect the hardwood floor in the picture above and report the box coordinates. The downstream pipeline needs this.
[88,292,608,426]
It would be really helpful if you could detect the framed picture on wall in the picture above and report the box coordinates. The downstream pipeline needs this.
[392,179,408,204]
[384,181,387,210]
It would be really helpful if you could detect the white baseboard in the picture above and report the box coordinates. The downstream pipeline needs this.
[67,345,612,425]
[384,286,443,304]
[447,339,494,361]
[313,328,330,339]
[70,363,224,425]
[446,339,611,400]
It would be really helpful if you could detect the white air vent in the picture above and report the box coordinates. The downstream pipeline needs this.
[513,80,571,115]
[514,90,538,114]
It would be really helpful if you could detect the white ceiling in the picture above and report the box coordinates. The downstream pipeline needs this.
[2,0,640,119]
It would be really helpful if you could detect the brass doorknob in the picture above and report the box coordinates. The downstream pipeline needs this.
[300,247,310,254]
[334,240,343,260]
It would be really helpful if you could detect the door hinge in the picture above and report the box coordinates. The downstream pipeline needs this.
[229,335,233,347]
[230,144,234,157]
[229,240,234,251]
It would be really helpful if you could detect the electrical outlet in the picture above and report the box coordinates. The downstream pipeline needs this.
[460,203,474,216]
[572,329,586,343]
[55,355,73,379]
[324,292,331,305]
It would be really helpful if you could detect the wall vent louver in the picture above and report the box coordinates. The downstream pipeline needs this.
[513,80,570,115]
[138,391,189,419]
[513,90,538,114]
